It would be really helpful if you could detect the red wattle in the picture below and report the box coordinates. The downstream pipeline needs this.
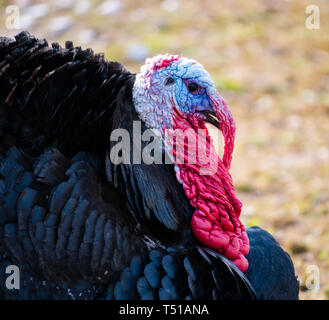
[165,106,249,273]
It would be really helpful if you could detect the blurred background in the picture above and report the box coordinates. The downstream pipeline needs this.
[0,0,328,300]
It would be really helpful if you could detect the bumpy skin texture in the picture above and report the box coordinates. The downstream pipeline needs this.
[133,55,219,131]
[167,112,249,272]
[0,32,298,299]
[133,54,249,272]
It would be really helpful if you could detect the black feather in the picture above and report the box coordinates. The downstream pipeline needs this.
[0,32,298,300]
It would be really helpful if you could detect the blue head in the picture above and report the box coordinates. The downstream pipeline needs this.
[133,54,236,169]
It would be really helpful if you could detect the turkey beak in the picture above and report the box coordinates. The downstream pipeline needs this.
[197,87,236,170]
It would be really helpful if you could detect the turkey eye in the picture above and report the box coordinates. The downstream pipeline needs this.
[165,77,174,85]
[188,82,199,93]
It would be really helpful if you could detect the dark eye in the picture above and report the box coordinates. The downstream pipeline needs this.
[187,82,199,93]
[165,77,175,85]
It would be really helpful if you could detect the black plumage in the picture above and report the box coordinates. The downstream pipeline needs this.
[245,226,299,299]
[0,32,298,300]
[103,246,255,300]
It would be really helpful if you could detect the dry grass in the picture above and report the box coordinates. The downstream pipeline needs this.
[0,0,328,299]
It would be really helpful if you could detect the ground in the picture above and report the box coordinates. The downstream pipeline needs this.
[0,0,328,299]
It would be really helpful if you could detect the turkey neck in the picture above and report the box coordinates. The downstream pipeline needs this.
[165,110,249,272]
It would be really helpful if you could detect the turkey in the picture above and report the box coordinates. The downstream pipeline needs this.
[0,31,298,300]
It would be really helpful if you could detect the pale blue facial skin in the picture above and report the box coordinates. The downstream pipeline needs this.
[133,55,226,131]
[151,58,215,115]
[133,54,235,169]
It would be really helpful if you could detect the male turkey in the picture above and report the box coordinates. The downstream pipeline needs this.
[0,32,298,300]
